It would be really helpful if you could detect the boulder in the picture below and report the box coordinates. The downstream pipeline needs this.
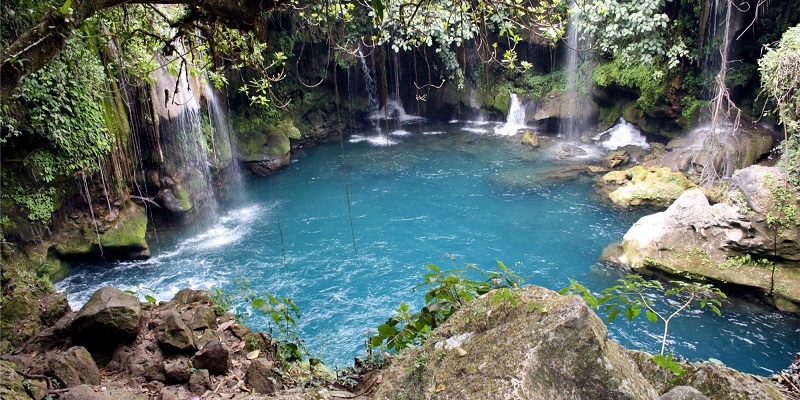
[47,346,100,388]
[54,206,150,261]
[237,118,298,176]
[373,285,660,400]
[659,386,709,400]
[164,358,191,383]
[605,149,631,169]
[553,143,589,159]
[616,179,800,311]
[601,166,696,208]
[182,305,216,331]
[188,369,211,394]
[0,360,29,400]
[193,340,230,375]
[678,362,784,400]
[156,311,195,353]
[245,358,281,394]
[71,287,142,350]
[654,123,774,176]
[522,130,540,147]
[60,384,149,400]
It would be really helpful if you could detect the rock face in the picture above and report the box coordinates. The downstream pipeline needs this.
[46,346,101,388]
[653,123,774,176]
[615,166,800,311]
[71,287,142,350]
[600,166,697,208]
[237,118,300,176]
[53,205,150,262]
[374,285,661,400]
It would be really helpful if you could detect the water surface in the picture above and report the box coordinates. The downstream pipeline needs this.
[58,122,799,374]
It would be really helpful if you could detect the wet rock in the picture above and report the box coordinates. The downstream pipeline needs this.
[182,305,216,330]
[188,369,211,394]
[616,176,800,311]
[660,386,709,400]
[601,166,696,208]
[553,143,588,159]
[605,149,630,168]
[245,358,281,394]
[521,130,540,147]
[156,311,195,353]
[171,288,193,304]
[71,287,141,350]
[157,188,191,213]
[193,340,230,375]
[374,285,659,400]
[47,346,100,388]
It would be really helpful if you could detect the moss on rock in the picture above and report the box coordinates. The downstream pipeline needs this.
[602,166,696,207]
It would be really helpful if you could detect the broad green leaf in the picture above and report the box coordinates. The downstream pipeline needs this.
[645,310,658,323]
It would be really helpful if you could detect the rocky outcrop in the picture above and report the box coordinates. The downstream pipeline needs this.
[599,166,697,208]
[651,124,774,176]
[532,91,599,130]
[46,346,101,388]
[613,166,800,311]
[52,204,150,262]
[236,118,300,176]
[374,285,661,399]
[71,287,142,350]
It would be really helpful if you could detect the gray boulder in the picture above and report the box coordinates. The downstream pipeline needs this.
[71,287,141,350]
[374,285,660,400]
[245,358,281,394]
[193,340,230,375]
[660,386,709,400]
[156,310,195,353]
[46,346,100,388]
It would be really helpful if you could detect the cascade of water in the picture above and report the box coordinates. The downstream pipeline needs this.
[594,118,650,150]
[204,83,243,200]
[368,97,424,123]
[495,93,526,136]
[151,57,217,224]
[357,48,380,114]
[559,1,594,140]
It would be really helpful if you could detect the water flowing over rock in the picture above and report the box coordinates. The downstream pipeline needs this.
[71,287,142,350]
[374,285,661,400]
[615,166,800,311]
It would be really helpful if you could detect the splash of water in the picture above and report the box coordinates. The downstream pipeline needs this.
[495,93,527,136]
[595,119,650,150]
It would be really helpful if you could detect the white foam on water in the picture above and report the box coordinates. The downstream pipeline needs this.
[495,93,527,136]
[349,134,398,146]
[423,131,444,135]
[595,119,650,150]
[390,130,411,136]
[463,126,490,134]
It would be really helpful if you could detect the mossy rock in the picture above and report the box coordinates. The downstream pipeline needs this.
[237,118,297,162]
[604,166,696,207]
[54,205,149,261]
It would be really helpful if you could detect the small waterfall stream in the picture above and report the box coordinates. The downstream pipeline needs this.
[357,48,380,114]
[205,84,243,199]
[495,93,526,135]
[559,1,594,140]
[151,58,218,223]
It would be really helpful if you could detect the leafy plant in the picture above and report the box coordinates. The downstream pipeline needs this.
[561,275,725,355]
[370,260,522,353]
[124,286,158,304]
[652,352,688,378]
[234,277,307,363]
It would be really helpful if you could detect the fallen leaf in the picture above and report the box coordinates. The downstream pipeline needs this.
[246,350,260,360]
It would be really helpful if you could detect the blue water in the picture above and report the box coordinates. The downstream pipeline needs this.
[58,122,799,375]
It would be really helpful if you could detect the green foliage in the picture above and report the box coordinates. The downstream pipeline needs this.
[370,260,522,353]
[209,287,235,316]
[759,25,800,184]
[517,70,566,99]
[124,286,158,304]
[11,34,110,184]
[7,187,56,223]
[575,0,690,70]
[561,275,725,355]
[593,59,666,112]
[234,277,307,363]
[652,353,688,377]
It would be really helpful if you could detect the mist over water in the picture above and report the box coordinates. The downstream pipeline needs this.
[58,123,799,373]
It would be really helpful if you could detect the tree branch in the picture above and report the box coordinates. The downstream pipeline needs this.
[1,0,286,102]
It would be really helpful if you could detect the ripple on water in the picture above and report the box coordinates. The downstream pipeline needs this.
[58,124,800,373]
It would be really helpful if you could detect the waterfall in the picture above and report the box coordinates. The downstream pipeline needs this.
[559,1,594,140]
[594,118,650,150]
[495,93,526,136]
[204,83,243,199]
[357,48,380,114]
[368,97,423,123]
[151,57,217,224]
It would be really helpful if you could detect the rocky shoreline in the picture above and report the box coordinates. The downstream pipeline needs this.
[1,285,796,399]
